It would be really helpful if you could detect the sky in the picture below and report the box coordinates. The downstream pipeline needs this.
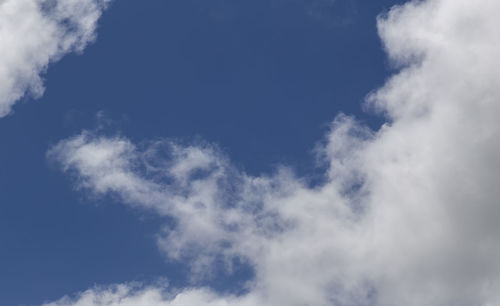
[2,0,500,305]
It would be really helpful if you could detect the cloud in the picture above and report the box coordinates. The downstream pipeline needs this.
[43,284,245,306]
[46,0,500,305]
[0,0,110,117]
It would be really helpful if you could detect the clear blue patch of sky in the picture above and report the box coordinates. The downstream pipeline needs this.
[0,0,405,304]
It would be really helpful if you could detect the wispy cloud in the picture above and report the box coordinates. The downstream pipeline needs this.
[46,0,500,305]
[0,0,110,117]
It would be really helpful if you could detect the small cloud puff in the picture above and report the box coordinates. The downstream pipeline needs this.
[0,0,110,117]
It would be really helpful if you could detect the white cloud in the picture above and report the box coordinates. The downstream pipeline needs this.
[44,284,248,306]
[0,0,110,117]
[46,0,500,305]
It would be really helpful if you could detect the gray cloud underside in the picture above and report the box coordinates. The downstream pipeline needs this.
[46,0,500,305]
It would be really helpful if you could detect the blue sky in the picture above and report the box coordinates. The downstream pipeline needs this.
[3,0,500,305]
[1,1,399,303]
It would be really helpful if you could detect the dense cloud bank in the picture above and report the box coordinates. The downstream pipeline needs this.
[46,0,500,305]
[0,0,109,117]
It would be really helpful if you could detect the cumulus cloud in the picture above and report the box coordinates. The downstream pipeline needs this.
[46,0,500,305]
[0,0,110,117]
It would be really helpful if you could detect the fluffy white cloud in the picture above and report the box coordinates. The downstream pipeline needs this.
[46,0,500,305]
[0,0,110,117]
